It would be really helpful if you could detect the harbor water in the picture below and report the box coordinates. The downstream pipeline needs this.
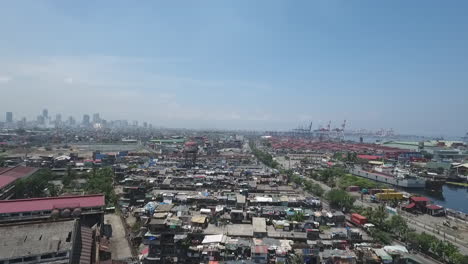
[411,185,468,214]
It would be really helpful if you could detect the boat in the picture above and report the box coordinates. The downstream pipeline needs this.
[418,172,446,190]
[349,165,427,188]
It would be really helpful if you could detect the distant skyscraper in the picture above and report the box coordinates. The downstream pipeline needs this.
[92,113,100,123]
[68,116,76,126]
[143,122,148,128]
[20,117,27,127]
[5,112,13,123]
[55,114,62,126]
[42,109,48,119]
[83,114,90,126]
[133,120,138,127]
[37,115,45,125]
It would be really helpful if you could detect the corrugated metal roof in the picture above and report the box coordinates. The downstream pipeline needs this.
[0,194,105,214]
[0,166,38,189]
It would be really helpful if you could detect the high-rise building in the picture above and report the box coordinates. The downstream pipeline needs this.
[68,116,76,126]
[42,109,48,119]
[83,114,90,126]
[92,113,100,123]
[55,114,62,126]
[37,115,45,125]
[5,112,13,123]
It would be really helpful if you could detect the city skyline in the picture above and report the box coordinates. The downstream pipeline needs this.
[1,1,468,136]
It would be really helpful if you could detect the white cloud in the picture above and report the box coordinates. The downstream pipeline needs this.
[0,56,277,129]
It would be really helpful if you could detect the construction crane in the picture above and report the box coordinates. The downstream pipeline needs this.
[291,121,314,138]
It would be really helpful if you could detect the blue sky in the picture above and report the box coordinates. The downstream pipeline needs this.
[0,1,467,136]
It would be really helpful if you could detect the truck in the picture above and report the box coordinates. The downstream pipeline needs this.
[375,192,404,201]
[351,213,367,226]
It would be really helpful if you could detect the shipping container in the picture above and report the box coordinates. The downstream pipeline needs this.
[351,213,367,226]
[346,186,361,192]
[369,189,383,195]
[375,192,404,200]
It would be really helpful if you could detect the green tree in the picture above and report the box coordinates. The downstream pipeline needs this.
[288,254,303,264]
[85,168,116,205]
[444,243,460,263]
[14,169,55,198]
[372,205,389,228]
[346,152,358,163]
[386,215,408,238]
[325,189,355,211]
[417,232,437,253]
[449,252,468,264]
[431,240,448,261]
[312,183,324,197]
[288,211,306,222]
[370,229,392,244]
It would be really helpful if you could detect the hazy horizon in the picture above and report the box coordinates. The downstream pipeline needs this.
[1,1,468,137]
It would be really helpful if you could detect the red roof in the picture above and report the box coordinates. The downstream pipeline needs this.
[252,245,268,254]
[404,203,416,209]
[0,167,38,189]
[426,204,443,210]
[357,155,381,160]
[351,213,367,220]
[0,194,105,214]
[410,196,429,202]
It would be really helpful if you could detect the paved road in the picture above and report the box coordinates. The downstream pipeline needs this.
[304,176,468,256]
[352,196,468,254]
[392,241,442,264]
[105,213,133,260]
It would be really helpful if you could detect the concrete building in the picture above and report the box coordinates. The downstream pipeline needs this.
[0,220,93,264]
[252,217,267,238]
[55,114,62,126]
[5,112,13,123]
[92,113,100,123]
[82,114,90,126]
[0,167,38,199]
[0,194,105,226]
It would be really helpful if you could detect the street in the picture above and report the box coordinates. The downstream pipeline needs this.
[105,213,133,260]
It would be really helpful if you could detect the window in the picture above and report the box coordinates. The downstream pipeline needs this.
[42,210,52,215]
[23,256,36,262]
[56,252,67,258]
[10,258,22,263]
[31,211,41,216]
[41,254,53,259]
[10,213,19,217]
